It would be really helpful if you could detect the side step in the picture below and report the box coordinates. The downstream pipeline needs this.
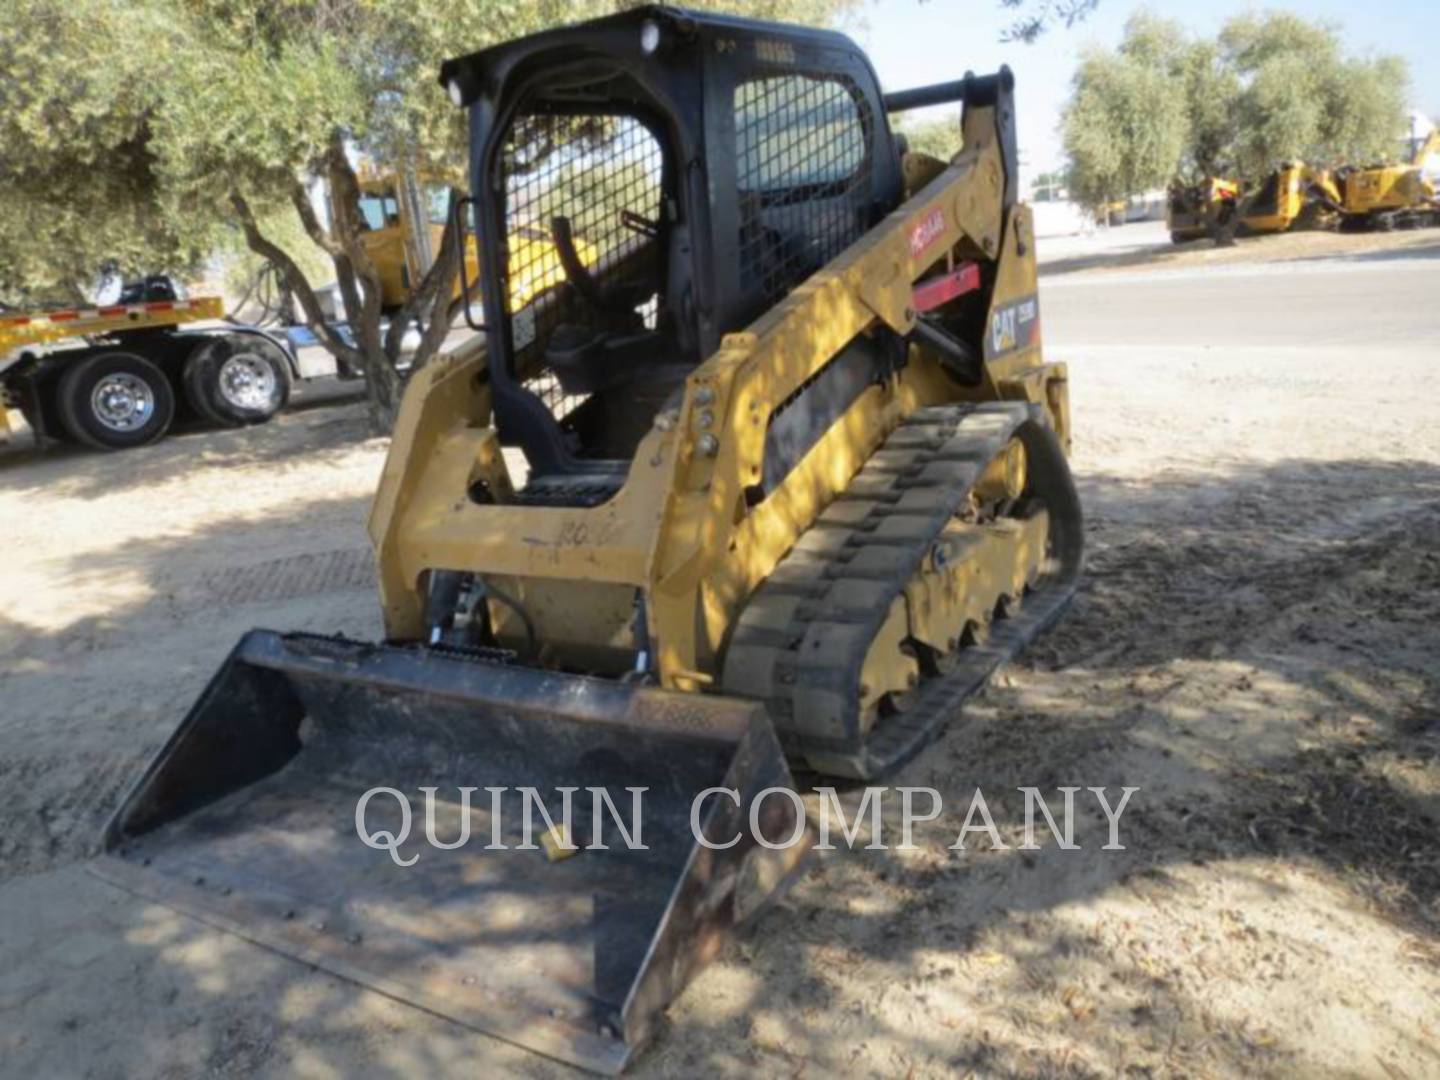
[93,631,811,1074]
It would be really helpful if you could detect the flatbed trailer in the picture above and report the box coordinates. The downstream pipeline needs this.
[0,294,303,450]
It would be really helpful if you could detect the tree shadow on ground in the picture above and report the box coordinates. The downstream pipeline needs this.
[0,381,373,501]
[1,455,1438,1078]
[0,485,378,885]
[1039,240,1188,279]
[1274,236,1440,266]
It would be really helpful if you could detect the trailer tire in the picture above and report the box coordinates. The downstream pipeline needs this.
[181,343,231,428]
[184,335,291,427]
[57,351,175,450]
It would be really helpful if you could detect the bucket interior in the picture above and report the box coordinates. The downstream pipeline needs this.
[98,632,804,1073]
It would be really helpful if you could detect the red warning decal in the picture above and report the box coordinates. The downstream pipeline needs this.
[908,207,946,259]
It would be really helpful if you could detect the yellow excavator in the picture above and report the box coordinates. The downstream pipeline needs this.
[95,8,1081,1073]
[1334,128,1440,230]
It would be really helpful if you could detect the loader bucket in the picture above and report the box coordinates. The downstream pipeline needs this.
[93,631,811,1074]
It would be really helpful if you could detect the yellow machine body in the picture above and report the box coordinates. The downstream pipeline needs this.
[1166,176,1240,241]
[1336,129,1440,228]
[101,11,1082,1073]
[368,112,1071,696]
[1340,164,1436,217]
[1240,162,1341,233]
[1168,165,1342,242]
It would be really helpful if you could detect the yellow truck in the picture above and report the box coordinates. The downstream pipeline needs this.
[0,279,298,450]
[354,169,449,310]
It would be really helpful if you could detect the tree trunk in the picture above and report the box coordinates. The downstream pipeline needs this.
[231,191,363,368]
[320,143,396,431]
[1211,190,1256,247]
[384,189,464,388]
[233,147,466,436]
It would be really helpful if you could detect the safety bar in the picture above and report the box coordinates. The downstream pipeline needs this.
[882,66,1014,113]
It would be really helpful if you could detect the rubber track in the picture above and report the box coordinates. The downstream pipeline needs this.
[722,401,1081,779]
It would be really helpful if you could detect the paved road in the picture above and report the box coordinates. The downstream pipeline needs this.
[1041,249,1440,350]
[1034,248,1440,475]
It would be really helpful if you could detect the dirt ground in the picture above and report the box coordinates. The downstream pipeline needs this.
[1,229,1438,1078]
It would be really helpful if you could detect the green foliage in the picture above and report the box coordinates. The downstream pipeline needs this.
[1061,10,1410,206]
[1115,9,1186,67]
[1029,169,1069,201]
[1178,39,1240,178]
[1325,56,1411,166]
[1219,12,1408,176]
[1062,46,1188,208]
[0,0,215,302]
[998,0,1100,44]
[0,0,857,306]
[215,208,331,303]
[897,118,963,161]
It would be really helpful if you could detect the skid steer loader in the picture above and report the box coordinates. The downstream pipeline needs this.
[94,7,1081,1073]
[1166,176,1240,242]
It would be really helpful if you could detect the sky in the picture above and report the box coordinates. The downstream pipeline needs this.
[850,0,1440,181]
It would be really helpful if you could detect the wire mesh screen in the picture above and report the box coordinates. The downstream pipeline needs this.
[501,113,665,423]
[735,74,872,306]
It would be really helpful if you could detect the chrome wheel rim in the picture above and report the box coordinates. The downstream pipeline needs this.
[90,373,155,432]
[217,353,276,411]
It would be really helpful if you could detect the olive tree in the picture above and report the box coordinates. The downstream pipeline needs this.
[1220,12,1407,177]
[0,1,219,307]
[998,0,1100,44]
[0,0,861,428]
[1062,11,1408,236]
[1061,47,1188,213]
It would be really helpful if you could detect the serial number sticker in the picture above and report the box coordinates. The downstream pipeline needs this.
[513,306,536,351]
[755,38,797,64]
[908,208,946,259]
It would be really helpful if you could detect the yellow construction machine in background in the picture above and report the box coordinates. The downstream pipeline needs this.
[1238,162,1342,234]
[1166,176,1240,241]
[1334,128,1440,230]
[356,167,598,321]
[1167,164,1343,242]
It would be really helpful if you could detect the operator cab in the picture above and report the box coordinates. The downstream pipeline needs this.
[441,6,904,502]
